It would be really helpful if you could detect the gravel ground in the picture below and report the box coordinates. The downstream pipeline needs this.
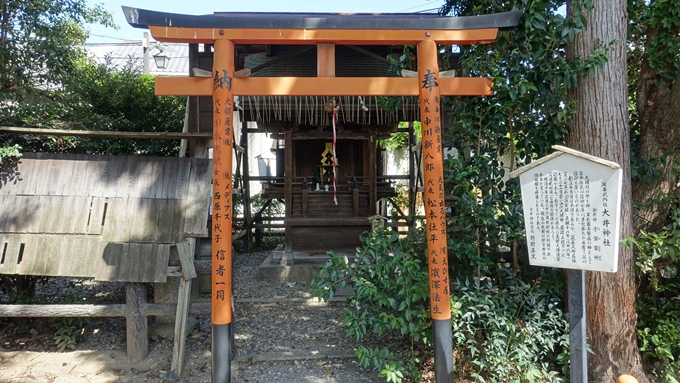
[0,250,403,382]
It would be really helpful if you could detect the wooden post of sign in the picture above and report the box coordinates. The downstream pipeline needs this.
[418,39,453,383]
[211,38,235,383]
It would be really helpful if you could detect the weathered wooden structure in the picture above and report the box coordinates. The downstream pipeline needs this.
[0,153,212,374]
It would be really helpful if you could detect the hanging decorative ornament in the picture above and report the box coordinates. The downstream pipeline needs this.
[331,102,340,206]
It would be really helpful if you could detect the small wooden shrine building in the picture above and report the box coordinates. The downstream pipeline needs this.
[191,40,421,259]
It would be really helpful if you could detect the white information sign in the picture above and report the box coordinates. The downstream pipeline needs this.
[510,146,623,272]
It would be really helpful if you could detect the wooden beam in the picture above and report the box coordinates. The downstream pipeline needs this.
[149,26,498,45]
[0,127,213,140]
[0,302,213,317]
[126,283,148,363]
[171,277,192,377]
[156,76,493,97]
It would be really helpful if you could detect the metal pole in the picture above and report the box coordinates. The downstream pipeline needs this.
[417,39,453,383]
[566,269,588,383]
[212,38,235,383]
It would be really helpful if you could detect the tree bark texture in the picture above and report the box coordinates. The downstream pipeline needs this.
[566,0,648,381]
[632,26,680,233]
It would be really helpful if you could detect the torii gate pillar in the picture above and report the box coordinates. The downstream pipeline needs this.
[418,39,453,383]
[211,38,235,383]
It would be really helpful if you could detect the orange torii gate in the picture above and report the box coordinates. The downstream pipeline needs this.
[123,7,521,383]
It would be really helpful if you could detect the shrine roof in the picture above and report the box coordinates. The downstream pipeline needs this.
[122,7,523,31]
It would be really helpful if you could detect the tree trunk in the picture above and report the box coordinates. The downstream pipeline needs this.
[566,0,649,381]
[632,26,680,233]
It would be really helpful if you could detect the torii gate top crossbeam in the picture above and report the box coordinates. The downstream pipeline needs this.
[122,7,522,44]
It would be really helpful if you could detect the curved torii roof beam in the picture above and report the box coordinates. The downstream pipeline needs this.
[122,7,523,45]
[122,7,522,97]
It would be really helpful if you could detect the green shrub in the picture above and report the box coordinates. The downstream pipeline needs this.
[312,226,569,382]
[312,226,431,382]
[626,200,680,382]
[451,274,569,382]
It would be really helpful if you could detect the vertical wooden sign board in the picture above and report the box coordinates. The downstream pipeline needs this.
[509,145,623,383]
[417,40,453,383]
[211,39,235,383]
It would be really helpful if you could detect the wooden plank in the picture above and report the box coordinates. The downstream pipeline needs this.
[160,157,180,199]
[8,157,34,196]
[0,302,215,318]
[174,158,192,200]
[57,195,77,233]
[128,198,149,242]
[21,159,43,197]
[0,196,10,231]
[86,197,107,235]
[11,195,29,233]
[0,304,127,317]
[84,237,103,277]
[150,25,499,45]
[176,240,197,280]
[143,158,165,199]
[154,244,170,283]
[171,277,192,377]
[61,236,97,277]
[142,199,162,242]
[53,158,75,196]
[120,198,140,243]
[0,234,6,273]
[54,236,73,277]
[170,199,185,244]
[156,199,175,243]
[40,196,64,233]
[96,241,124,281]
[183,158,211,237]
[17,236,39,275]
[38,159,62,195]
[84,156,109,197]
[62,154,87,196]
[125,283,149,363]
[30,236,50,276]
[0,234,19,274]
[124,243,143,282]
[122,157,139,199]
[27,195,48,233]
[106,156,129,198]
[156,76,494,97]
[101,198,122,241]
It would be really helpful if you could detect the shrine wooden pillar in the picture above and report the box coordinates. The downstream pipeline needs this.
[282,128,294,264]
[418,39,453,383]
[211,38,235,383]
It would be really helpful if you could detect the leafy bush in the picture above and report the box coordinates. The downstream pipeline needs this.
[626,193,680,382]
[0,144,21,164]
[312,227,431,382]
[451,274,569,382]
[312,226,569,382]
